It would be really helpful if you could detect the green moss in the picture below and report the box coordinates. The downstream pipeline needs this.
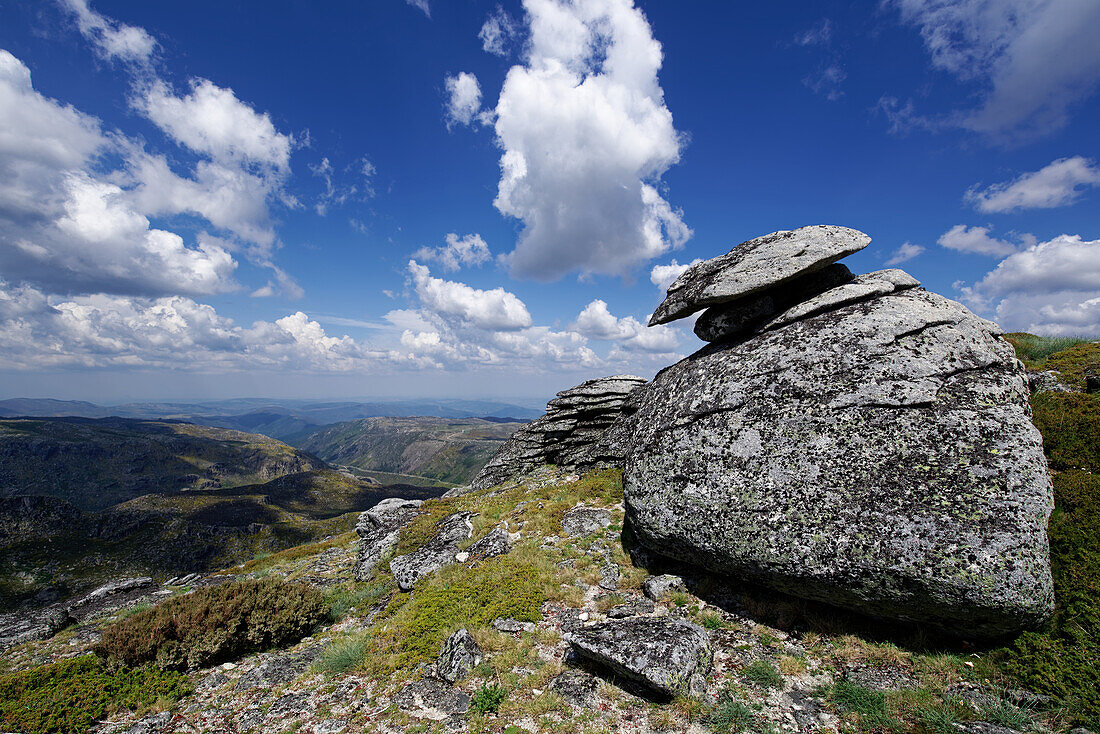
[997,469,1100,725]
[0,655,190,734]
[95,578,327,670]
[1031,392,1100,472]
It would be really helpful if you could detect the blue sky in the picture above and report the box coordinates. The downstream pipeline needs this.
[0,0,1098,402]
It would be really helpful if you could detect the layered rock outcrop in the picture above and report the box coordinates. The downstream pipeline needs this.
[471,375,647,490]
[624,225,1054,636]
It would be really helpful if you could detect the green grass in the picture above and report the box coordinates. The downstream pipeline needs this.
[314,634,368,675]
[707,695,757,733]
[826,681,901,731]
[1004,333,1093,369]
[0,655,191,734]
[742,660,783,690]
[325,579,393,621]
[95,578,328,670]
[973,690,1035,731]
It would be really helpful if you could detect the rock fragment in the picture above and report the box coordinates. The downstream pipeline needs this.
[390,512,473,591]
[548,669,600,707]
[438,628,482,683]
[565,617,712,697]
[650,225,870,326]
[465,526,510,561]
[355,498,422,581]
[562,506,613,537]
[642,574,687,601]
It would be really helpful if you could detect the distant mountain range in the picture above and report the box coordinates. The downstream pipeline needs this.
[0,397,542,440]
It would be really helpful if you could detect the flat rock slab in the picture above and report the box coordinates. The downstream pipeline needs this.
[549,669,600,707]
[758,268,920,332]
[626,287,1054,636]
[562,506,613,537]
[565,617,712,698]
[393,677,470,720]
[356,498,422,581]
[390,512,473,591]
[650,225,870,325]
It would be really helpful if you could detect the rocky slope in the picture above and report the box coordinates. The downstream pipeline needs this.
[293,417,526,485]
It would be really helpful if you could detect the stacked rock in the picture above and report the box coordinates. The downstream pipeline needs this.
[471,375,647,491]
[626,224,1054,637]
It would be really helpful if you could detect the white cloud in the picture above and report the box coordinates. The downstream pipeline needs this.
[61,0,156,64]
[486,0,691,280]
[649,258,702,293]
[135,79,292,172]
[938,224,1022,257]
[405,0,431,18]
[0,51,245,296]
[957,234,1100,334]
[803,65,846,100]
[480,6,520,56]
[966,156,1100,213]
[795,19,833,47]
[885,242,925,265]
[414,233,492,271]
[407,260,532,331]
[573,299,679,352]
[444,72,484,128]
[889,0,1100,138]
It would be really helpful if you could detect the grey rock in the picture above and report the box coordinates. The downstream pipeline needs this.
[466,526,510,561]
[69,577,154,611]
[390,512,474,591]
[1070,728,1097,734]
[472,375,647,490]
[125,711,173,734]
[491,617,536,633]
[759,268,921,332]
[394,677,470,719]
[599,563,620,591]
[562,506,613,537]
[356,498,422,581]
[1027,370,1075,393]
[650,225,870,326]
[626,287,1054,636]
[268,692,311,718]
[316,719,348,734]
[843,665,918,691]
[607,597,656,618]
[642,574,687,601]
[565,617,712,697]
[438,628,482,683]
[955,724,1025,734]
[549,669,600,707]
[694,263,854,342]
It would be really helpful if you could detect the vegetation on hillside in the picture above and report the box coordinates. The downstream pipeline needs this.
[96,578,327,670]
[292,416,524,485]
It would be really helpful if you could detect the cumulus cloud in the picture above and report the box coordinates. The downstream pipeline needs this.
[444,72,484,128]
[407,260,531,331]
[889,0,1100,138]
[61,0,156,64]
[485,0,691,280]
[134,79,292,172]
[938,224,1023,258]
[649,258,702,293]
[0,51,246,296]
[966,156,1100,213]
[956,234,1100,334]
[480,6,520,56]
[885,242,925,265]
[414,233,491,271]
[573,299,678,352]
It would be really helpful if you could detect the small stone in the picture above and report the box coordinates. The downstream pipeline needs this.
[579,611,590,621]
[438,628,483,684]
[221,662,236,670]
[454,552,470,563]
[642,574,687,601]
[607,597,656,618]
[492,617,536,633]
[465,526,511,560]
[562,506,613,538]
[549,669,600,707]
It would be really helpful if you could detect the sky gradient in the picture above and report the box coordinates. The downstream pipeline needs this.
[1,0,1098,402]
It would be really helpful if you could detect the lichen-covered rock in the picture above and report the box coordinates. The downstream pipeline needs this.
[757,268,920,332]
[471,375,646,490]
[607,596,655,618]
[565,617,712,697]
[626,287,1054,636]
[650,225,870,326]
[642,574,687,601]
[693,263,854,342]
[437,628,482,683]
[389,512,473,591]
[465,526,510,561]
[549,669,600,707]
[393,677,470,720]
[355,498,422,581]
[562,506,612,537]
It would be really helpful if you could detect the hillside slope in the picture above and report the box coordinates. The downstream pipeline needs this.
[292,416,525,485]
[0,418,326,511]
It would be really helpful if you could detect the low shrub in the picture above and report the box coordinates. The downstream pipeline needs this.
[471,682,507,714]
[1043,341,1100,391]
[0,655,190,734]
[95,578,327,670]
